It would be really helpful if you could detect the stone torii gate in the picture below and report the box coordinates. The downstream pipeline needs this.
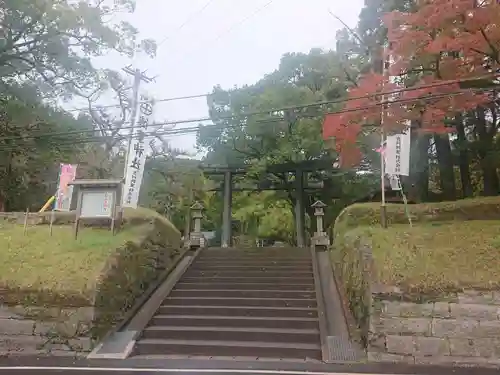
[200,159,338,248]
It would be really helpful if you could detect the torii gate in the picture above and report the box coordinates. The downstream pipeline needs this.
[200,159,339,248]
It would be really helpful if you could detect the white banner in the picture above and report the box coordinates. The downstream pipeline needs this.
[385,126,411,176]
[122,93,154,209]
[122,134,146,209]
[388,174,401,191]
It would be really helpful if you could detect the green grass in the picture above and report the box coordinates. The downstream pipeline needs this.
[334,197,500,294]
[0,222,144,297]
[334,196,500,236]
[349,221,500,292]
[0,207,181,303]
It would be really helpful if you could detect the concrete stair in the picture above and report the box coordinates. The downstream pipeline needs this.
[132,247,322,361]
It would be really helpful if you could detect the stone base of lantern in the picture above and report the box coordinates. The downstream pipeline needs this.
[312,232,330,248]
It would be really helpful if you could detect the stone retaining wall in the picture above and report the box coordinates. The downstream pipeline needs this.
[0,305,94,357]
[369,290,500,367]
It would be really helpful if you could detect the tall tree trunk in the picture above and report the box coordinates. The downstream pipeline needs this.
[434,134,456,200]
[475,108,499,196]
[409,127,430,202]
[455,114,473,198]
[0,150,13,212]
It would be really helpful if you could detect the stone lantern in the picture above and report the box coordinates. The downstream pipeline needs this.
[189,201,206,249]
[311,200,330,248]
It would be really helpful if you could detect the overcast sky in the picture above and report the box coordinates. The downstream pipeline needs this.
[87,0,364,156]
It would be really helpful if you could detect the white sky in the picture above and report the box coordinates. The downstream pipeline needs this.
[84,0,364,155]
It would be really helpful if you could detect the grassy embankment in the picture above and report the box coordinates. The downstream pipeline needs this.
[334,196,500,294]
[0,207,182,308]
[332,197,500,343]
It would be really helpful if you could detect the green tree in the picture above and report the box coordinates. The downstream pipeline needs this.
[197,49,379,239]
[0,0,156,99]
[0,85,92,211]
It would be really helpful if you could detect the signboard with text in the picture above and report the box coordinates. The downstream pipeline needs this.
[80,190,114,218]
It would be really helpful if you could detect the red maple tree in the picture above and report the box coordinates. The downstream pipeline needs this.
[324,0,500,167]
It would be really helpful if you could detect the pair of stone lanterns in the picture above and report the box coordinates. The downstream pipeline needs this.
[186,200,330,249]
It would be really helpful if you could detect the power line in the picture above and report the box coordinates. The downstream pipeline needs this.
[0,124,228,153]
[67,92,210,113]
[1,77,496,143]
[210,0,274,45]
[67,71,497,115]
[0,85,494,153]
[156,0,216,48]
[0,84,495,147]
[67,1,274,115]
[164,0,275,67]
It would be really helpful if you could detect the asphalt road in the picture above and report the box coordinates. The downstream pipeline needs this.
[0,356,499,375]
[0,368,498,375]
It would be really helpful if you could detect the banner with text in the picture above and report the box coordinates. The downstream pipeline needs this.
[55,163,77,211]
[385,127,411,176]
[123,133,146,209]
[122,93,154,208]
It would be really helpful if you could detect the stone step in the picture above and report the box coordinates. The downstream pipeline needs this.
[183,270,313,278]
[193,260,312,266]
[189,265,313,272]
[174,282,316,291]
[180,276,314,284]
[161,297,317,308]
[141,326,320,344]
[130,246,323,361]
[149,315,319,330]
[169,289,316,299]
[134,339,322,360]
[196,255,311,261]
[157,305,318,318]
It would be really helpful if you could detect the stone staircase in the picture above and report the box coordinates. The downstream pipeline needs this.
[131,247,323,361]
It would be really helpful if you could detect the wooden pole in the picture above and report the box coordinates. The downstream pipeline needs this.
[49,208,55,236]
[23,207,29,235]
[379,45,389,228]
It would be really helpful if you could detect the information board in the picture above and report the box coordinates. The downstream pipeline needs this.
[80,190,114,218]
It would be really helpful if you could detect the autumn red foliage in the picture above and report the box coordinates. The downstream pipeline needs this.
[324,0,500,167]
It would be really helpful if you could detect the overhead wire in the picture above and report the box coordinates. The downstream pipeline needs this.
[67,92,210,113]
[208,0,274,45]
[0,79,497,145]
[68,1,275,113]
[161,0,275,68]
[156,0,217,48]
[0,83,497,151]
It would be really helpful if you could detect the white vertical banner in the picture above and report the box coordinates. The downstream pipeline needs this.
[123,134,146,208]
[385,126,411,176]
[122,94,154,209]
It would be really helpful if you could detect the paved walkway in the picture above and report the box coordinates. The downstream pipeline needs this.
[0,356,499,375]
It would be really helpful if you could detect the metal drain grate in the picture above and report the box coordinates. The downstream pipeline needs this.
[326,335,362,362]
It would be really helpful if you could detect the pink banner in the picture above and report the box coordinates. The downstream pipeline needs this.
[55,164,77,211]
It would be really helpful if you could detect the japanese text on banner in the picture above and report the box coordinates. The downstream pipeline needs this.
[385,128,411,176]
[123,134,146,208]
[122,94,154,208]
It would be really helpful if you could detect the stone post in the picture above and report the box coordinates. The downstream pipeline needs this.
[189,201,206,249]
[311,200,330,249]
[221,170,233,248]
[294,169,306,248]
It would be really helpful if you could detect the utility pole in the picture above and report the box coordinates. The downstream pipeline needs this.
[121,66,154,178]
